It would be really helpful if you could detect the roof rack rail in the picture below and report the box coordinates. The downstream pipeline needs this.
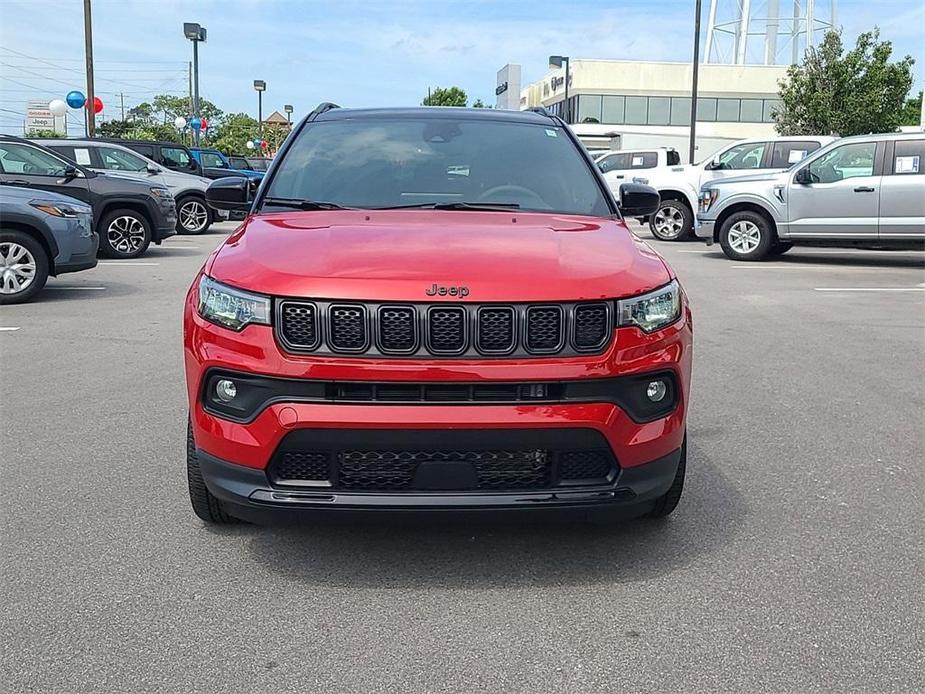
[307,102,340,120]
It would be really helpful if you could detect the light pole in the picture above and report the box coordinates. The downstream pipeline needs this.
[689,0,703,164]
[83,0,96,137]
[284,104,293,127]
[254,80,266,136]
[548,55,570,123]
[183,22,207,146]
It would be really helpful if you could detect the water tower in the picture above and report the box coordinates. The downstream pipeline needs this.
[704,0,838,65]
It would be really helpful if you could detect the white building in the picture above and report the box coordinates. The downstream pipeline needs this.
[513,59,790,161]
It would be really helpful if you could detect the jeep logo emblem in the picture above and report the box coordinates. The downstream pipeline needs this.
[426,283,470,298]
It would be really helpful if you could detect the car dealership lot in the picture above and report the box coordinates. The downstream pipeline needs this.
[1,222,923,692]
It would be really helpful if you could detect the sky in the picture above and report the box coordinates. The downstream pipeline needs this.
[0,0,923,133]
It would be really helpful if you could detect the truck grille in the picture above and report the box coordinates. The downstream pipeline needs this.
[276,299,612,358]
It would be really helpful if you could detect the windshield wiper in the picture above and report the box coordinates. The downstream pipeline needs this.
[373,201,521,211]
[261,197,353,210]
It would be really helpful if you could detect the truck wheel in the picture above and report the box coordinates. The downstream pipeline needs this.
[769,242,794,256]
[187,419,239,524]
[0,230,49,304]
[718,211,774,261]
[99,208,152,259]
[175,196,212,235]
[647,436,686,518]
[649,200,693,241]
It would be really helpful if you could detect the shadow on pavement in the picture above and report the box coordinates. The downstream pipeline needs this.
[234,437,745,588]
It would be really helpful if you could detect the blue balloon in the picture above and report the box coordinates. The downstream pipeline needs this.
[66,90,86,109]
[190,117,202,130]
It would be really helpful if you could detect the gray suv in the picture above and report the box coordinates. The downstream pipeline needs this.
[696,132,925,260]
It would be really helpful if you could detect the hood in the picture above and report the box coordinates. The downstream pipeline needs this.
[705,170,789,187]
[208,210,672,302]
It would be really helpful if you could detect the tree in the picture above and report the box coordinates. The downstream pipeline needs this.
[422,86,467,107]
[900,90,923,126]
[209,112,260,155]
[774,28,915,136]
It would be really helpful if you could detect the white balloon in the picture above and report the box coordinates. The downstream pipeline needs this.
[245,140,255,150]
[174,116,187,129]
[49,99,68,117]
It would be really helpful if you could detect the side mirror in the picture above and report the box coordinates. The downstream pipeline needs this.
[705,156,722,171]
[618,182,660,217]
[61,164,79,182]
[146,164,161,174]
[794,167,811,184]
[206,176,253,211]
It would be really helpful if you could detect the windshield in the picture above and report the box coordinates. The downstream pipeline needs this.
[99,146,148,172]
[264,117,612,216]
[200,151,229,169]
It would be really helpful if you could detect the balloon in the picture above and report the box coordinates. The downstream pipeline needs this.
[66,91,86,109]
[245,140,255,150]
[87,96,103,114]
[190,117,202,130]
[260,140,268,150]
[174,116,187,129]
[49,99,68,117]
[199,118,208,130]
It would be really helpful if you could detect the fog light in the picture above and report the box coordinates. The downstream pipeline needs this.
[215,379,237,402]
[646,380,667,402]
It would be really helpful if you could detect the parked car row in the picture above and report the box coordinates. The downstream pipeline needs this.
[0,133,266,303]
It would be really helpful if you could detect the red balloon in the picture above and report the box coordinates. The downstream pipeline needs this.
[200,118,209,130]
[87,96,103,114]
[260,140,268,150]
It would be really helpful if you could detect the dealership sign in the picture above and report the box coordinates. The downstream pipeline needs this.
[25,100,65,133]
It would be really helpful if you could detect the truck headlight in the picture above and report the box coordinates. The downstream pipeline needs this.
[197,276,271,331]
[616,280,682,333]
[29,199,92,218]
[699,188,719,213]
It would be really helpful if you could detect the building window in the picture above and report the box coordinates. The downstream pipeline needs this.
[670,97,691,126]
[716,98,740,122]
[577,94,602,123]
[625,96,647,125]
[740,99,764,123]
[697,98,717,122]
[601,96,625,124]
[647,97,670,126]
[763,99,782,123]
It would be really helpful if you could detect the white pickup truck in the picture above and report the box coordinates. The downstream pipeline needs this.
[601,136,836,241]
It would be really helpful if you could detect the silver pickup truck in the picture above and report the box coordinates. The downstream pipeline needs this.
[695,132,925,260]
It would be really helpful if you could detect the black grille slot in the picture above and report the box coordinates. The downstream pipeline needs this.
[427,307,466,353]
[329,304,367,352]
[272,451,330,485]
[559,450,613,481]
[339,451,418,490]
[525,306,563,352]
[378,306,417,353]
[574,303,610,350]
[477,307,515,353]
[423,384,471,401]
[279,302,318,349]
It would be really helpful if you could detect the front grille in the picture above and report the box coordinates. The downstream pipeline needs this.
[267,430,618,493]
[328,382,561,403]
[277,300,613,358]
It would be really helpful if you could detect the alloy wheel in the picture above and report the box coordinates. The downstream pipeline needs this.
[107,215,147,254]
[179,200,209,233]
[652,205,685,239]
[727,220,762,254]
[0,241,37,295]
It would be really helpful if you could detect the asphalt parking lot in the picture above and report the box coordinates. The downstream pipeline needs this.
[2,221,923,693]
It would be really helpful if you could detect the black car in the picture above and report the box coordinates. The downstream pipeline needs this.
[94,137,204,177]
[246,157,271,172]
[227,155,254,170]
[0,135,177,258]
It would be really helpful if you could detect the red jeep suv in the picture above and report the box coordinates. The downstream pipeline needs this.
[185,104,692,524]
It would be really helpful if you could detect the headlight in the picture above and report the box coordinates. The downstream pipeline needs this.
[699,188,719,213]
[616,280,682,333]
[197,276,271,331]
[29,199,92,218]
[149,187,172,199]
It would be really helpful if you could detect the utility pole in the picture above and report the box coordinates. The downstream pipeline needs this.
[689,0,702,164]
[119,92,125,121]
[83,0,96,137]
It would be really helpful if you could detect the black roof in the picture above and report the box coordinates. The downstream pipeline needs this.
[313,106,558,125]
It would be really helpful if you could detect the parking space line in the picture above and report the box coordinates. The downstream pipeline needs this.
[0,327,21,332]
[97,262,160,266]
[51,286,107,291]
[814,287,925,292]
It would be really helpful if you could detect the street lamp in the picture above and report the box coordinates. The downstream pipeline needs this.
[254,80,266,135]
[284,104,293,127]
[548,55,570,123]
[183,22,207,146]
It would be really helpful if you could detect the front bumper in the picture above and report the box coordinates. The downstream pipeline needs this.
[694,217,715,241]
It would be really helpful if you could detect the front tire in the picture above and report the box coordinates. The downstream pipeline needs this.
[769,242,794,256]
[647,437,686,518]
[187,420,238,524]
[719,211,775,261]
[98,208,152,259]
[649,199,693,241]
[175,196,212,235]
[0,230,49,304]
